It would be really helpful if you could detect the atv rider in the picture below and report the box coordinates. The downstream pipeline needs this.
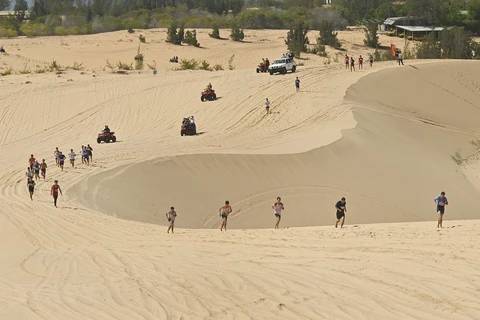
[102,125,111,134]
[265,58,270,68]
[205,83,213,92]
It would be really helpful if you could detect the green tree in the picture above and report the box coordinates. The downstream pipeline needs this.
[318,20,340,48]
[406,0,445,25]
[182,29,200,47]
[230,24,244,41]
[0,0,9,10]
[285,22,309,57]
[416,32,440,59]
[439,27,472,59]
[465,0,480,33]
[364,22,380,48]
[166,22,180,44]
[209,25,220,39]
[14,0,28,21]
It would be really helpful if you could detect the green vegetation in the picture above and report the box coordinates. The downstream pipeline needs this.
[209,25,220,39]
[176,59,223,71]
[182,30,200,47]
[285,22,309,58]
[363,22,380,48]
[318,20,341,49]
[134,45,144,70]
[230,25,244,41]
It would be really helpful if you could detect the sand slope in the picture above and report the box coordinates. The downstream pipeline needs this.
[1,29,480,319]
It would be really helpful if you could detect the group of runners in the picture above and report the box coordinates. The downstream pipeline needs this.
[25,144,94,206]
[165,191,449,233]
[345,53,374,72]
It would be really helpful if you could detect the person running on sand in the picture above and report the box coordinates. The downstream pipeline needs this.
[219,200,232,231]
[434,191,448,228]
[166,207,177,234]
[33,160,40,180]
[265,98,271,115]
[295,77,300,92]
[40,159,47,179]
[51,180,62,207]
[82,147,89,165]
[344,54,349,69]
[358,55,364,69]
[335,197,347,228]
[272,197,284,229]
[54,147,60,166]
[350,57,355,72]
[69,149,76,168]
[87,144,93,162]
[26,167,33,180]
[28,154,36,170]
[58,152,66,171]
[27,178,35,200]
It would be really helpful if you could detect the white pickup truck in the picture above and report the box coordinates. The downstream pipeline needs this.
[268,58,297,75]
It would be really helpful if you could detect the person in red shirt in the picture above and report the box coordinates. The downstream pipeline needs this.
[358,55,364,69]
[344,54,349,69]
[51,180,63,208]
[28,154,36,169]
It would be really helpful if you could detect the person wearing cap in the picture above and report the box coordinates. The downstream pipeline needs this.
[335,197,347,228]
[434,192,448,228]
[166,207,177,234]
[51,180,63,207]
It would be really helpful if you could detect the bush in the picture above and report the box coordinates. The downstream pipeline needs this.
[1,67,14,76]
[182,30,200,47]
[117,61,133,70]
[166,22,183,45]
[199,60,212,71]
[318,20,341,49]
[139,34,145,43]
[48,60,64,71]
[209,25,220,39]
[286,22,309,58]
[134,45,144,70]
[230,25,244,41]
[71,61,84,71]
[19,64,31,74]
[0,27,18,38]
[228,54,235,70]
[178,58,199,70]
[128,27,135,33]
[54,26,69,36]
[213,64,224,71]
[105,60,116,72]
[34,66,47,73]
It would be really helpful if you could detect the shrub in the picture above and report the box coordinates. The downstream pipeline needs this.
[71,61,85,71]
[318,20,341,49]
[0,27,18,38]
[54,26,69,36]
[209,25,220,39]
[228,54,235,70]
[134,45,144,70]
[128,27,135,33]
[34,67,47,73]
[364,22,380,48]
[105,60,116,72]
[19,64,31,74]
[48,60,64,71]
[1,67,14,76]
[166,22,183,45]
[139,34,145,43]
[230,25,244,41]
[286,22,309,58]
[199,60,212,71]
[117,61,133,70]
[183,30,200,47]
[178,59,199,70]
[213,64,224,71]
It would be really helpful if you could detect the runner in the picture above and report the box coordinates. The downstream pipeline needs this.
[54,147,60,166]
[358,55,364,69]
[219,200,232,231]
[335,197,347,228]
[398,52,404,65]
[434,191,449,228]
[82,146,89,165]
[40,159,47,179]
[69,149,76,168]
[295,77,300,92]
[166,206,177,234]
[58,152,66,171]
[27,178,35,201]
[51,180,63,207]
[28,154,36,170]
[369,54,374,67]
[272,197,285,229]
[80,145,85,164]
[265,98,271,115]
[350,57,355,72]
[32,160,40,180]
[344,54,349,69]
[87,144,93,162]
[26,167,33,180]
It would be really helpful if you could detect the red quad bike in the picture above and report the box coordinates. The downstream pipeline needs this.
[97,132,116,143]
[201,90,216,102]
[256,63,268,73]
[181,123,197,136]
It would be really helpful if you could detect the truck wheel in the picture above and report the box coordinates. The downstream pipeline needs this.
[282,67,287,74]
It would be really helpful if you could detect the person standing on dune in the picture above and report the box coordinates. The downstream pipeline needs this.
[344,54,349,69]
[166,207,177,234]
[350,57,355,72]
[28,154,36,170]
[434,192,448,228]
[295,77,300,92]
[219,200,232,231]
[358,55,364,70]
[335,197,347,228]
[54,147,60,167]
[265,98,271,115]
[273,197,285,229]
[87,144,93,162]
[51,180,62,207]
[69,149,76,168]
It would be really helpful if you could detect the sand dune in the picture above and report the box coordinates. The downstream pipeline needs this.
[1,29,480,319]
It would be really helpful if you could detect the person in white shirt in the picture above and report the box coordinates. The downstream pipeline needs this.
[69,149,76,168]
[166,207,177,234]
[265,98,270,115]
[272,197,285,229]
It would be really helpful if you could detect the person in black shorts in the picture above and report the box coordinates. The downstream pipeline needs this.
[335,197,347,228]
[27,178,35,200]
[434,192,448,228]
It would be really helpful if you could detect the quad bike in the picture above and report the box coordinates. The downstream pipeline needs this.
[97,132,116,143]
[181,123,197,136]
[201,90,216,102]
[256,63,268,73]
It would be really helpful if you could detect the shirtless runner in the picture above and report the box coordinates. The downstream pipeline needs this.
[219,200,232,231]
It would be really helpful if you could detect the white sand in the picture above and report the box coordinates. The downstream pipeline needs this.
[1,29,480,319]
